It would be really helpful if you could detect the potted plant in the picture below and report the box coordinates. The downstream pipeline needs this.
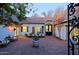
[32,34,39,48]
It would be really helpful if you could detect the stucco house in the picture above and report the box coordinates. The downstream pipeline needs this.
[6,16,74,40]
[9,17,54,36]
[1,15,75,41]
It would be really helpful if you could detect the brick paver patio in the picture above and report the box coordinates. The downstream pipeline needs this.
[0,36,67,55]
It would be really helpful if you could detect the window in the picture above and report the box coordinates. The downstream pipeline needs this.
[46,25,52,32]
[49,25,52,32]
[37,27,40,33]
[46,25,49,32]
[22,26,29,32]
[23,27,27,32]
[35,25,41,33]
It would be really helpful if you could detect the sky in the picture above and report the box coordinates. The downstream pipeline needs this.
[27,3,69,17]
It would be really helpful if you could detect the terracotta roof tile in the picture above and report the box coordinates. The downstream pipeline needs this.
[20,17,53,24]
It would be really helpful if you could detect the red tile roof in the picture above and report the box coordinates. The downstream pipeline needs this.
[20,17,53,24]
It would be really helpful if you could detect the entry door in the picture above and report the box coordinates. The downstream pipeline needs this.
[15,27,21,36]
[45,24,52,35]
[32,27,35,33]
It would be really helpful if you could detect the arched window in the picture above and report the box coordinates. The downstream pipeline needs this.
[46,24,52,32]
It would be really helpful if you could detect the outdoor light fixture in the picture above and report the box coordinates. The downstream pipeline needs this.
[7,26,16,32]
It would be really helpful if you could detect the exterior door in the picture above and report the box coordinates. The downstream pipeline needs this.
[32,27,35,33]
[15,27,21,36]
[45,24,52,35]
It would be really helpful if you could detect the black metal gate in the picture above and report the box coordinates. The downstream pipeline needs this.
[68,3,79,55]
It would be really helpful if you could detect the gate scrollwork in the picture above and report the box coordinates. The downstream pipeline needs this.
[68,3,79,55]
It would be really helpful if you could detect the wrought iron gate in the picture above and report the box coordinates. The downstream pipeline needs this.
[68,3,79,55]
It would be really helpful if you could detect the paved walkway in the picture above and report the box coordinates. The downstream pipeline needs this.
[0,36,67,55]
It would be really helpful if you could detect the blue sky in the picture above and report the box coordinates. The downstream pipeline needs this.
[27,3,69,17]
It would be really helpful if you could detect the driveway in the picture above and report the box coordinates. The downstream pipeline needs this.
[0,36,67,55]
